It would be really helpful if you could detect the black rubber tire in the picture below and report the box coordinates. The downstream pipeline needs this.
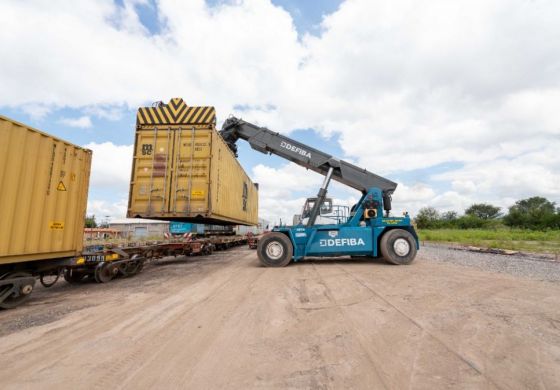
[257,232,293,267]
[380,229,417,265]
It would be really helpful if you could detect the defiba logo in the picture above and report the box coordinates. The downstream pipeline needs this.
[328,231,338,238]
[280,141,311,159]
[320,238,366,247]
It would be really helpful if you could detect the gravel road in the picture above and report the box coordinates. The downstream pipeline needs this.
[1,246,559,389]
[421,242,560,282]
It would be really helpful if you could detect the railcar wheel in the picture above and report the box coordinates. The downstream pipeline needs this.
[0,272,35,309]
[118,255,144,277]
[257,232,293,267]
[380,229,417,265]
[94,262,118,283]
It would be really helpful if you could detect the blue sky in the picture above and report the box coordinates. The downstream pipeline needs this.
[2,0,345,152]
[1,0,558,224]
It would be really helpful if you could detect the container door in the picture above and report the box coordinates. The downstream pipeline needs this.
[130,127,174,215]
[169,127,211,215]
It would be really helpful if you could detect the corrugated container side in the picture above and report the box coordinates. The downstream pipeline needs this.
[209,130,258,224]
[127,98,258,225]
[0,115,92,265]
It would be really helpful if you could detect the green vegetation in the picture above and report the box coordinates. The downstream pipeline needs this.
[85,215,98,228]
[503,197,559,229]
[415,197,560,254]
[418,228,560,254]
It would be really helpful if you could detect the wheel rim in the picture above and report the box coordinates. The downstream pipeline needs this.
[266,242,284,260]
[95,263,117,283]
[393,238,410,257]
[0,272,34,309]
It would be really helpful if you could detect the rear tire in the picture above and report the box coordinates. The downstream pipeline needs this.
[257,232,293,267]
[380,229,417,265]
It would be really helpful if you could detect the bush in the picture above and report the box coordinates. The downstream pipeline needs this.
[504,197,559,229]
[415,207,440,229]
[465,203,501,219]
[454,215,491,229]
[414,196,560,231]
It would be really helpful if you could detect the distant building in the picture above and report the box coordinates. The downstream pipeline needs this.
[84,228,121,240]
[109,218,170,239]
[234,218,270,235]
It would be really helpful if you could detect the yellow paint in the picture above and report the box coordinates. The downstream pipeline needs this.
[0,114,91,265]
[105,253,119,261]
[49,221,64,230]
[128,102,258,226]
[135,98,216,126]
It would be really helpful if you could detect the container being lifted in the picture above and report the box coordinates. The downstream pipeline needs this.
[127,98,258,226]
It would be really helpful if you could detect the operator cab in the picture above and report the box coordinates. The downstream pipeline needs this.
[297,197,349,225]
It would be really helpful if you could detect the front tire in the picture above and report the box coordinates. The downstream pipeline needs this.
[380,229,417,265]
[257,233,293,267]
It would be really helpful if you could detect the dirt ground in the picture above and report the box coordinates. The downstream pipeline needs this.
[1,246,559,389]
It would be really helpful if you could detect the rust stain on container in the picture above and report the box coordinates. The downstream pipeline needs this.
[127,98,258,225]
[0,115,92,265]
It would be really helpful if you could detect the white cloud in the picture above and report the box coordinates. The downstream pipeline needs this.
[84,142,134,193]
[59,115,93,128]
[87,198,128,220]
[251,163,323,223]
[392,182,437,215]
[451,180,477,194]
[21,103,52,120]
[84,105,126,121]
[1,0,559,217]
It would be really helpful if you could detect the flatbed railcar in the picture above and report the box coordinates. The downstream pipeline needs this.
[2,234,261,308]
[64,238,215,284]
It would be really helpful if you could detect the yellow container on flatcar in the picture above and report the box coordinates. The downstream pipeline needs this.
[0,115,92,264]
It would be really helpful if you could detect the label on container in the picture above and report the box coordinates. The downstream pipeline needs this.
[49,221,65,230]
[57,181,67,191]
[191,190,205,197]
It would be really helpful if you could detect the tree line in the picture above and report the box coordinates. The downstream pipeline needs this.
[415,196,560,230]
[85,215,110,228]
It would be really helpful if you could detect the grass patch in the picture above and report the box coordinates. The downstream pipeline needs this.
[418,228,560,254]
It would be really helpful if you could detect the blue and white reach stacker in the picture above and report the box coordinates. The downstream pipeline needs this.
[220,118,419,267]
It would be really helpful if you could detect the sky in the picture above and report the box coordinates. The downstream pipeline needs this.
[1,0,559,226]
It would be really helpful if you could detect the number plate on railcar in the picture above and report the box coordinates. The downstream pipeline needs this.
[83,254,106,263]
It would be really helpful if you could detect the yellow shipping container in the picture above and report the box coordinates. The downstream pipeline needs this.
[0,115,92,265]
[127,98,258,225]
